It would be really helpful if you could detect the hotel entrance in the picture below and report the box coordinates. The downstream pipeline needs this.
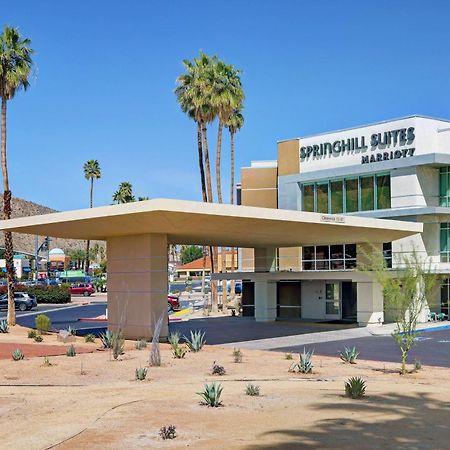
[325,281,357,322]
[277,281,301,319]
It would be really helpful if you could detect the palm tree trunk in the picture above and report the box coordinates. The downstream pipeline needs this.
[230,130,236,301]
[85,177,94,274]
[197,122,207,203]
[1,97,15,326]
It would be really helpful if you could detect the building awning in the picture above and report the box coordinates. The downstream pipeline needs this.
[0,198,422,247]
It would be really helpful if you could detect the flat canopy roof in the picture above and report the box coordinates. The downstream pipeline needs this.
[0,198,422,247]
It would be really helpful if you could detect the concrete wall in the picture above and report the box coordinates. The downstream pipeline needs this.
[301,280,325,319]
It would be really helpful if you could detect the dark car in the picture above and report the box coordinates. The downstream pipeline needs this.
[0,292,37,311]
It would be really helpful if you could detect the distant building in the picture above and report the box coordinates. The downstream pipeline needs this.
[176,251,238,278]
[0,254,31,279]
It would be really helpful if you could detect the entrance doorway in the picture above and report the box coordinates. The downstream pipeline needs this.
[277,281,301,319]
[342,281,357,322]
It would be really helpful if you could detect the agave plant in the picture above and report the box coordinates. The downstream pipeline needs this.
[184,330,206,352]
[197,382,223,407]
[159,425,177,440]
[172,344,187,359]
[111,332,125,360]
[345,376,366,399]
[12,349,24,361]
[290,348,314,374]
[99,330,114,348]
[135,366,148,381]
[168,331,181,349]
[245,383,260,396]
[135,338,147,350]
[0,319,9,333]
[27,329,37,339]
[67,326,77,336]
[340,346,359,364]
[232,348,242,363]
[84,334,96,343]
[66,344,77,357]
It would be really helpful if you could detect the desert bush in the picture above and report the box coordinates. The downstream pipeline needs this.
[233,348,242,363]
[340,346,359,364]
[197,382,223,407]
[414,359,422,371]
[184,330,206,352]
[245,383,260,396]
[34,335,43,342]
[66,344,77,357]
[135,366,148,381]
[42,356,52,366]
[159,425,176,440]
[285,353,293,360]
[172,345,187,359]
[168,331,181,349]
[345,376,366,399]
[12,349,24,361]
[0,319,8,333]
[289,348,314,374]
[1,284,72,304]
[135,338,147,350]
[84,334,96,343]
[111,331,125,360]
[212,362,226,376]
[35,314,51,334]
[150,314,164,367]
[27,329,37,339]
[100,330,113,348]
[67,326,76,336]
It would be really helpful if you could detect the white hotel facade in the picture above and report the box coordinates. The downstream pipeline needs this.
[237,115,450,325]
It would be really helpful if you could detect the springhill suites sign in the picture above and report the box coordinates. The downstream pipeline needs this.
[300,127,416,165]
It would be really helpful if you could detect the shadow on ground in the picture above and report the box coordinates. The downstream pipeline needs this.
[248,391,450,449]
[170,316,353,345]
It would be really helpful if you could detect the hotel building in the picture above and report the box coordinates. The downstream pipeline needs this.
[238,115,450,325]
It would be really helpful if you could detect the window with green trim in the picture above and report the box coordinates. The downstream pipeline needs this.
[439,167,450,207]
[330,180,343,213]
[440,223,450,262]
[316,182,329,213]
[303,184,315,212]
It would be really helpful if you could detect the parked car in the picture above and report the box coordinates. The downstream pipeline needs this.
[0,292,37,311]
[69,283,95,297]
[168,295,180,312]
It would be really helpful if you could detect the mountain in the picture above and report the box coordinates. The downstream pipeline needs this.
[0,195,104,256]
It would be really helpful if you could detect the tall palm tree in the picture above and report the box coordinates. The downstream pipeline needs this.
[83,159,101,274]
[112,181,135,204]
[0,26,33,326]
[225,109,244,299]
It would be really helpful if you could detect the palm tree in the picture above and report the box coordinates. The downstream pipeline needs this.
[112,181,135,204]
[83,159,101,274]
[0,26,33,326]
[225,109,244,299]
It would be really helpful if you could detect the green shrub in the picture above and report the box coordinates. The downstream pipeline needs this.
[197,382,223,407]
[245,383,260,396]
[42,356,52,366]
[66,344,76,357]
[0,284,72,304]
[84,334,96,343]
[135,338,147,350]
[168,331,181,349]
[35,314,51,334]
[34,335,43,342]
[100,330,113,348]
[135,367,148,381]
[345,377,366,399]
[172,344,187,359]
[289,348,314,374]
[184,330,206,352]
[0,319,8,333]
[340,346,359,364]
[233,348,243,363]
[12,349,24,361]
[111,331,125,360]
[285,353,293,360]
[159,425,176,440]
[67,326,76,336]
[414,359,422,371]
[212,362,226,376]
[27,329,37,339]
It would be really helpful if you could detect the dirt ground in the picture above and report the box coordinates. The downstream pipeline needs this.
[0,326,449,449]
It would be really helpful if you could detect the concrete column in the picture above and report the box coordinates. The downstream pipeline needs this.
[356,281,384,325]
[254,280,277,322]
[254,247,277,272]
[107,233,168,339]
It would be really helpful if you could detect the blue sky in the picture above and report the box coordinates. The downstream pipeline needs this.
[3,0,450,210]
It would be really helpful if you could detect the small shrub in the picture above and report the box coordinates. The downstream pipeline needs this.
[233,348,242,363]
[345,376,366,399]
[290,348,314,374]
[172,345,187,359]
[35,314,51,334]
[340,346,359,364]
[212,362,226,376]
[111,331,125,360]
[197,382,223,407]
[159,425,176,440]
[67,326,76,336]
[27,329,37,339]
[66,344,77,357]
[135,338,147,350]
[414,359,422,371]
[184,330,206,352]
[84,334,96,343]
[0,319,9,333]
[12,349,24,361]
[135,366,148,381]
[42,356,52,366]
[285,353,293,360]
[34,335,43,342]
[99,330,113,348]
[245,383,260,396]
[168,331,181,349]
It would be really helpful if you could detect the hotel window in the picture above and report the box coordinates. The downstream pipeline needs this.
[440,279,450,317]
[301,173,390,213]
[440,223,450,262]
[439,167,450,207]
[302,244,357,271]
[383,242,392,269]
